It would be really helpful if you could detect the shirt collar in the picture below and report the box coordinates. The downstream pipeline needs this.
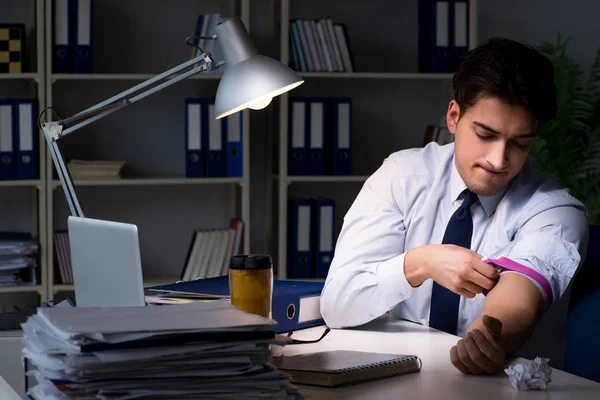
[449,154,509,217]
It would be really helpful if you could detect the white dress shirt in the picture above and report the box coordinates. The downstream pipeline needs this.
[320,142,589,337]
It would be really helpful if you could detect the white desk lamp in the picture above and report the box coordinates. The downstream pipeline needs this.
[40,18,303,217]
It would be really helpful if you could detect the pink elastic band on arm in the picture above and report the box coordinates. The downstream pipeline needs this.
[482,256,553,309]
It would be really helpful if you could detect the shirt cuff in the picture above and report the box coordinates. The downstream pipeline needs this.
[375,252,414,309]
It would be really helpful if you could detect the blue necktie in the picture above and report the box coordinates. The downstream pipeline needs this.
[429,189,479,334]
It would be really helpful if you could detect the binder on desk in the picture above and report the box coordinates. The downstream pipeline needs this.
[273,279,324,333]
[205,99,226,177]
[185,98,205,177]
[225,112,242,177]
[289,198,314,279]
[73,0,93,73]
[418,0,453,73]
[0,99,15,180]
[307,99,326,175]
[52,0,72,73]
[312,197,335,279]
[330,98,352,175]
[15,99,38,180]
[147,276,325,333]
[288,98,307,175]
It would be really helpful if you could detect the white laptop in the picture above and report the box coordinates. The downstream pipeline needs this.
[67,216,146,307]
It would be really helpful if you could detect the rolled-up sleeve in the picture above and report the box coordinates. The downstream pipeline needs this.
[492,195,588,306]
[319,158,415,329]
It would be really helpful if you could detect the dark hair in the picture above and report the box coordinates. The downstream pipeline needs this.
[452,37,557,123]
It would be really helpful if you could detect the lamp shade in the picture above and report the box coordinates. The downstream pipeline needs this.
[214,18,304,119]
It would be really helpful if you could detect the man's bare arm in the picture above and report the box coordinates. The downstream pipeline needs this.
[467,272,545,354]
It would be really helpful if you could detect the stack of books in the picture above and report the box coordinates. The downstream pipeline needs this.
[289,19,354,73]
[181,218,244,281]
[0,233,39,287]
[22,301,304,399]
[67,159,126,180]
[53,231,73,285]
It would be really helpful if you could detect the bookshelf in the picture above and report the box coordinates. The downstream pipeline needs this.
[51,73,224,81]
[297,72,455,80]
[0,0,47,303]
[0,73,42,80]
[273,0,479,279]
[43,0,252,301]
[50,177,244,188]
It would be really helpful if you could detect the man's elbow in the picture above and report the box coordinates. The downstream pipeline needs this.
[319,278,388,329]
[319,284,352,329]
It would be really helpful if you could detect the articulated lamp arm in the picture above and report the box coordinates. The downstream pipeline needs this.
[38,17,303,218]
[40,50,218,218]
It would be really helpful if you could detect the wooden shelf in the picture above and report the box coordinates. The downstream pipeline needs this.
[0,180,43,188]
[0,285,43,294]
[297,72,454,80]
[51,73,223,81]
[52,284,74,292]
[0,73,41,80]
[276,175,369,183]
[52,72,453,82]
[51,177,244,188]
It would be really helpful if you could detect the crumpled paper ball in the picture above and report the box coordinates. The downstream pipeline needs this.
[504,357,552,391]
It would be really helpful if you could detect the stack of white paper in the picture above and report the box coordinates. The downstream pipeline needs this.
[22,301,304,399]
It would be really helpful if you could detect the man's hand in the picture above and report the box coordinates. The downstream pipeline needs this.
[405,244,499,297]
[450,315,505,374]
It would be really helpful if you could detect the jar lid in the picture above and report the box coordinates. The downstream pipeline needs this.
[229,254,273,270]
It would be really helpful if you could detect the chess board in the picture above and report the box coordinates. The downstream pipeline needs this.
[0,24,25,73]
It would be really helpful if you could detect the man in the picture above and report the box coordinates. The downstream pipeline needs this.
[319,37,589,375]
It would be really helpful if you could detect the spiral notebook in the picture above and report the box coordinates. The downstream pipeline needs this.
[273,350,422,387]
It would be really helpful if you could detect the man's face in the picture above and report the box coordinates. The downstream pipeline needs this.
[447,96,538,196]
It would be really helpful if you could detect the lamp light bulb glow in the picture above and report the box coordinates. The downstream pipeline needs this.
[248,97,273,110]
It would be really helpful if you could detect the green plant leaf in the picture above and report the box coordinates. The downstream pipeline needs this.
[533,35,600,224]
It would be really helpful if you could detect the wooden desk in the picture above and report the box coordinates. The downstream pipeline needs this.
[2,317,598,399]
[0,332,24,399]
[0,375,22,400]
[282,317,600,399]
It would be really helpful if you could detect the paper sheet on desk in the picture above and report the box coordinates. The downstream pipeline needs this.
[66,370,285,391]
[28,369,295,400]
[33,300,276,345]
[22,301,304,399]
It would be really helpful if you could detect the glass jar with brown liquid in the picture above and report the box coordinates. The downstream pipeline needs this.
[229,254,273,318]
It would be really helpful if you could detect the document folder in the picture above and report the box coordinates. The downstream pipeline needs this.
[15,99,38,180]
[225,112,243,177]
[185,98,205,177]
[307,99,326,175]
[312,197,335,279]
[330,98,352,175]
[289,198,314,279]
[419,0,453,72]
[73,0,94,73]
[288,98,308,175]
[52,0,73,73]
[0,99,15,180]
[205,98,226,177]
[148,276,325,333]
